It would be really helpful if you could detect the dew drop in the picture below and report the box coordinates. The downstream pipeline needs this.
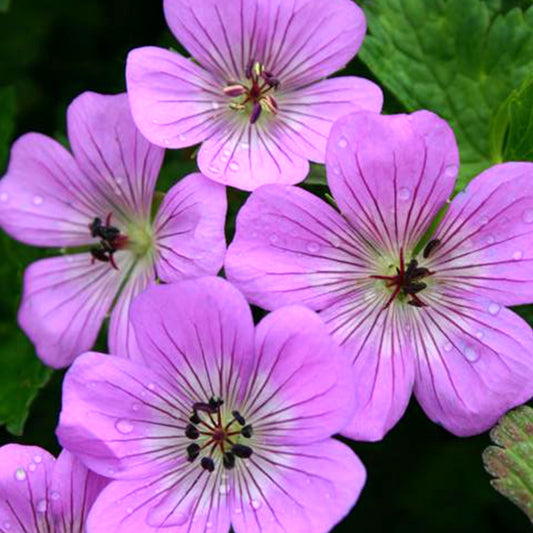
[476,331,484,339]
[147,383,155,390]
[33,455,42,464]
[269,234,279,243]
[338,137,348,149]
[212,102,220,110]
[480,217,489,226]
[164,139,171,146]
[444,164,458,178]
[485,235,495,245]
[398,187,411,201]
[37,499,48,513]
[14,468,26,481]
[208,164,220,175]
[219,483,230,495]
[522,209,533,224]
[131,403,141,412]
[0,192,8,202]
[306,242,320,253]
[220,154,229,163]
[234,508,242,515]
[33,195,43,206]
[229,161,240,172]
[126,507,133,515]
[50,491,60,501]
[333,165,341,176]
[179,134,186,142]
[488,302,501,316]
[250,499,262,510]
[241,142,250,150]
[513,251,523,261]
[464,346,479,362]
[206,521,213,529]
[115,419,134,434]
[28,463,36,472]
[443,343,453,352]
[3,520,12,530]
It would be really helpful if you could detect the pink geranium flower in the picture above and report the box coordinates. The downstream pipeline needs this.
[57,277,365,532]
[126,0,383,190]
[0,444,106,532]
[226,111,533,440]
[0,92,227,367]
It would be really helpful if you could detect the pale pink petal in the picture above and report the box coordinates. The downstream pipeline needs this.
[163,0,269,81]
[242,306,355,445]
[18,252,130,368]
[0,444,56,532]
[276,77,383,163]
[321,296,415,441]
[429,163,533,306]
[50,450,107,530]
[130,278,254,399]
[226,184,374,311]
[58,352,187,479]
[327,111,459,253]
[0,133,95,247]
[413,289,533,436]
[154,173,227,282]
[231,440,365,533]
[197,120,309,190]
[67,92,164,223]
[126,47,226,150]
[86,473,231,533]
[108,258,155,362]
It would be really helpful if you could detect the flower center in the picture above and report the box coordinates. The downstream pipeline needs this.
[224,60,280,124]
[371,246,435,309]
[184,396,254,473]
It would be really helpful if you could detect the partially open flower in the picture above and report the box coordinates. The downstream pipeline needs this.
[0,92,227,367]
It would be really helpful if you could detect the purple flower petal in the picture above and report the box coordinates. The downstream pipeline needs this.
[130,277,254,384]
[226,184,373,311]
[126,47,227,151]
[0,133,96,247]
[230,440,365,533]
[276,77,383,163]
[327,110,459,253]
[0,445,56,532]
[67,92,164,223]
[413,290,533,436]
[50,450,108,530]
[154,173,227,282]
[18,253,130,368]
[322,297,415,441]
[245,305,355,444]
[429,162,533,306]
[197,121,309,190]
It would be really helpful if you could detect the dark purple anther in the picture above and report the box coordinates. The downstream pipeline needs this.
[250,102,262,124]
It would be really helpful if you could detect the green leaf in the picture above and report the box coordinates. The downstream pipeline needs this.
[359,0,533,189]
[0,86,16,171]
[483,405,533,523]
[304,163,327,186]
[0,0,11,13]
[493,76,533,162]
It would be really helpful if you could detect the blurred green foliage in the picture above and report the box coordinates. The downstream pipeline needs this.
[0,0,532,531]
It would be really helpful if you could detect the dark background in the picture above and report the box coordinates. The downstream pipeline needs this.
[0,0,530,531]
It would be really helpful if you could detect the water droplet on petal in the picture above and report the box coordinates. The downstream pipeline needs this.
[513,251,523,261]
[50,491,60,501]
[208,164,220,175]
[126,507,133,515]
[0,192,8,202]
[464,346,479,362]
[37,499,47,513]
[229,161,240,172]
[522,209,533,224]
[14,468,26,481]
[220,154,229,163]
[250,499,262,510]
[485,234,495,244]
[306,242,320,253]
[206,521,213,529]
[338,137,348,149]
[212,102,220,110]
[28,463,36,472]
[398,187,411,201]
[131,403,141,412]
[179,134,186,142]
[115,419,134,434]
[444,164,458,178]
[33,195,43,206]
[33,455,42,464]
[3,520,12,530]
[480,217,489,226]
[476,331,484,339]
[269,234,279,243]
[488,302,501,316]
[443,343,453,352]
[219,483,230,495]
[147,383,155,390]
[163,139,171,146]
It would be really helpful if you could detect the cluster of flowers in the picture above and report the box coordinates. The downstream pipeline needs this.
[1,0,533,531]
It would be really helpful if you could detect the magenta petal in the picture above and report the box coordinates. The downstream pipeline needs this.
[226,184,372,311]
[67,92,164,223]
[245,306,355,444]
[277,77,383,163]
[321,301,415,441]
[429,163,533,306]
[327,111,459,252]
[231,440,365,533]
[0,133,95,247]
[154,173,227,282]
[108,260,155,362]
[58,352,184,479]
[126,47,225,150]
[87,474,231,533]
[0,444,56,532]
[413,291,533,436]
[131,278,254,396]
[51,450,107,529]
[18,253,128,368]
[197,121,309,190]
